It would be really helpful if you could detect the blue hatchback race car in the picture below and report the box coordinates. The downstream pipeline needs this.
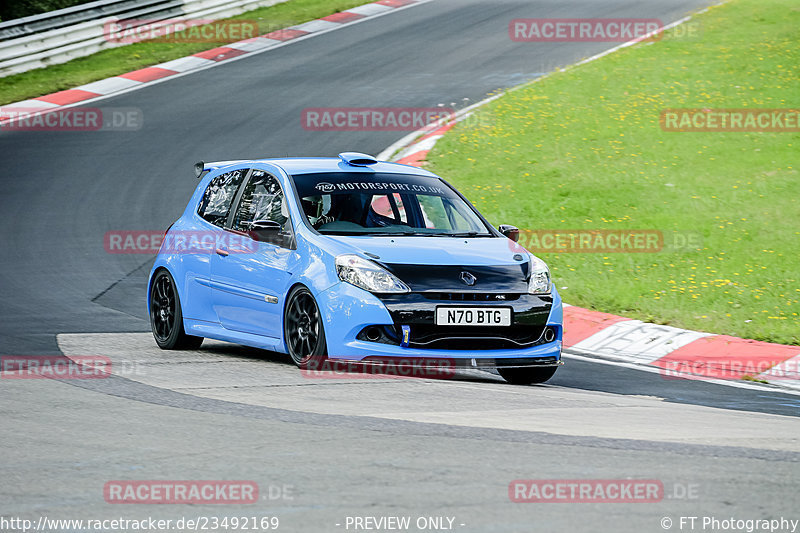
[148,152,563,384]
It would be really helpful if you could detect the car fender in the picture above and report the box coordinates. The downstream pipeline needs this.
[313,280,396,357]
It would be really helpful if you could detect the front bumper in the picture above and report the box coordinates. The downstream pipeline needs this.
[316,282,563,363]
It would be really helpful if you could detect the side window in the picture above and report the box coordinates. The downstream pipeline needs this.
[197,169,246,227]
[418,195,449,229]
[232,170,293,247]
[369,193,407,226]
[443,198,475,231]
[419,195,478,231]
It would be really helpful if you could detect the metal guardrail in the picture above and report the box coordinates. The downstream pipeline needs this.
[0,0,173,40]
[0,0,286,77]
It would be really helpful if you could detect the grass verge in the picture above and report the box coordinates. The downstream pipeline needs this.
[428,0,799,344]
[0,0,368,105]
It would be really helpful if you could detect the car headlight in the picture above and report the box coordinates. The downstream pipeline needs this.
[335,254,410,294]
[527,255,551,294]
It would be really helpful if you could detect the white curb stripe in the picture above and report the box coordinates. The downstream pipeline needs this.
[348,4,393,16]
[569,321,713,364]
[156,56,216,72]
[2,99,60,109]
[227,37,282,51]
[757,354,800,390]
[290,19,342,33]
[75,76,142,95]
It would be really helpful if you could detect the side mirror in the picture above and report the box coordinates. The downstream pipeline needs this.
[498,224,519,242]
[248,220,282,242]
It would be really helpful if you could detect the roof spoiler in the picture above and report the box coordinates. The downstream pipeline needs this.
[194,160,248,178]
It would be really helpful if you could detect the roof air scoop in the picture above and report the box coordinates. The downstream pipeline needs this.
[339,152,378,166]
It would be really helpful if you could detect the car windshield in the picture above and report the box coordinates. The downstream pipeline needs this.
[292,172,493,236]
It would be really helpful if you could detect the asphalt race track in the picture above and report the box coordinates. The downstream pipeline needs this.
[1,1,799,531]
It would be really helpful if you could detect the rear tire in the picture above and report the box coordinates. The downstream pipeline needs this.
[149,269,203,350]
[284,285,327,368]
[498,366,557,385]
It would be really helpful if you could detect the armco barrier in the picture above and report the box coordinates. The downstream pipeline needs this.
[0,0,288,77]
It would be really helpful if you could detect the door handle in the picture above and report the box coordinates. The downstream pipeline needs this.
[215,247,229,256]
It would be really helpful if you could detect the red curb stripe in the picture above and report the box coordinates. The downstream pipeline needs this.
[193,47,247,62]
[237,36,270,43]
[652,335,800,380]
[396,150,429,166]
[263,29,309,41]
[377,0,416,7]
[562,307,629,347]
[322,11,365,23]
[417,121,456,142]
[35,89,100,106]
[120,67,176,83]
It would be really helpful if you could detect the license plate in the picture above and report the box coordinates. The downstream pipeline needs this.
[435,307,512,326]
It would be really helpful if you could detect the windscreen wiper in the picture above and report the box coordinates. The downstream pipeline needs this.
[364,231,432,236]
[443,231,490,237]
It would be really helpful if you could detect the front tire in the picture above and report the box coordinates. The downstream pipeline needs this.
[284,285,327,368]
[149,269,203,350]
[498,366,558,385]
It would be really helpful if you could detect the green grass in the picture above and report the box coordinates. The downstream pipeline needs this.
[0,0,368,105]
[427,0,799,345]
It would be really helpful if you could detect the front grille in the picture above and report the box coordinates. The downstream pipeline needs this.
[368,292,555,351]
[421,293,521,302]
[491,356,559,367]
[404,324,549,350]
[357,324,557,350]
